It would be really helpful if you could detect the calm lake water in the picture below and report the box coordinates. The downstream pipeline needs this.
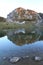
[0,29,43,65]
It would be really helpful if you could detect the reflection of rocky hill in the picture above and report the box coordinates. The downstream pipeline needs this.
[0,30,6,37]
[7,7,41,23]
[0,29,43,45]
[7,29,40,46]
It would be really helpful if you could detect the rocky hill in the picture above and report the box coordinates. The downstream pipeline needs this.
[0,17,6,22]
[38,13,43,25]
[39,13,43,19]
[7,7,42,23]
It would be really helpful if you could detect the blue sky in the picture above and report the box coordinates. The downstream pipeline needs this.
[0,0,43,17]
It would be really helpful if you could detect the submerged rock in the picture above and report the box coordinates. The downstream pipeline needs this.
[22,56,29,59]
[33,56,42,61]
[3,57,7,60]
[10,57,21,63]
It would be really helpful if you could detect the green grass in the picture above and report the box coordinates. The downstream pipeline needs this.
[1,21,42,33]
[0,22,36,30]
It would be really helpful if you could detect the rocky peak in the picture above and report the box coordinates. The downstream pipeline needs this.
[7,7,41,23]
[14,7,37,16]
[25,9,37,15]
[15,7,25,16]
[15,7,25,12]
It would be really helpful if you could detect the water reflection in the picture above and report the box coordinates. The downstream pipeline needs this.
[0,25,43,65]
[14,28,25,34]
[0,30,6,37]
[8,33,40,46]
[7,29,40,46]
[0,29,43,59]
[0,29,43,46]
[0,36,43,57]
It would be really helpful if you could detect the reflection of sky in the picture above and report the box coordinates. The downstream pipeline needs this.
[0,36,19,50]
[0,36,43,57]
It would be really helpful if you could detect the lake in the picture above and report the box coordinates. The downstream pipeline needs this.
[0,29,43,65]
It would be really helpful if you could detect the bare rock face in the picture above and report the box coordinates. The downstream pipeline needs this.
[39,13,43,19]
[7,7,42,24]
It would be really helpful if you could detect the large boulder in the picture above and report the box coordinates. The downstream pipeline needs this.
[7,7,41,24]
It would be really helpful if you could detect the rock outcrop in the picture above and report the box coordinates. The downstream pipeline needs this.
[39,13,43,19]
[7,7,41,23]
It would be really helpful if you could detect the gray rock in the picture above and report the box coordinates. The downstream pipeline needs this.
[34,56,42,61]
[22,56,29,59]
[3,57,7,60]
[10,57,21,63]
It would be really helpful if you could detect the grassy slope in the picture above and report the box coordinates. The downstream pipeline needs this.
[0,22,36,30]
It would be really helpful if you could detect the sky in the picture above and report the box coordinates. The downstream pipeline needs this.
[0,0,43,17]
